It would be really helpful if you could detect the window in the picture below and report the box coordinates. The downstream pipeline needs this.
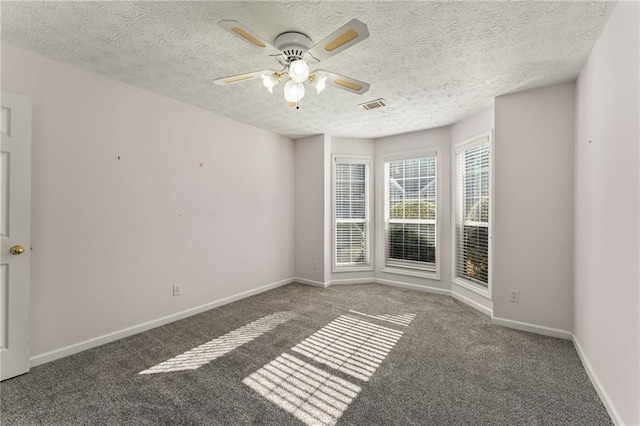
[383,152,438,275]
[453,132,492,291]
[333,157,371,270]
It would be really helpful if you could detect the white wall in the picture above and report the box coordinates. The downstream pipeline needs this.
[451,106,495,144]
[450,106,495,314]
[574,1,640,424]
[294,134,327,285]
[332,137,375,158]
[2,44,295,358]
[494,82,575,334]
[374,127,452,294]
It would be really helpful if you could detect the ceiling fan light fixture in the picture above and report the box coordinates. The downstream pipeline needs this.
[284,79,305,103]
[310,74,327,94]
[288,59,310,83]
[216,19,372,107]
[261,72,279,93]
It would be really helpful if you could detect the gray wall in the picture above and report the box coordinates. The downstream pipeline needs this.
[2,44,295,358]
[294,135,327,285]
[574,1,640,424]
[494,82,576,333]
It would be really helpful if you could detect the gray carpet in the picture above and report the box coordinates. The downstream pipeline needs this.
[0,283,611,425]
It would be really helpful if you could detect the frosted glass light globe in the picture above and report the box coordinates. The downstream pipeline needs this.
[312,75,327,94]
[288,60,310,83]
[284,80,305,102]
[261,73,279,93]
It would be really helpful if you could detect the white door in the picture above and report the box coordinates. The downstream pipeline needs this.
[0,91,32,381]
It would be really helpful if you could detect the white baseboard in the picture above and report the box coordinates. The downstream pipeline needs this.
[373,277,451,296]
[30,277,295,367]
[329,278,374,285]
[491,316,572,340]
[293,277,329,288]
[295,276,450,298]
[572,335,622,425]
[452,291,492,316]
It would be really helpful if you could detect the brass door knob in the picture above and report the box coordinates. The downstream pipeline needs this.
[10,245,25,255]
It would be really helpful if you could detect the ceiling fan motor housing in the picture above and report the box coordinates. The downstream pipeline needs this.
[274,32,313,62]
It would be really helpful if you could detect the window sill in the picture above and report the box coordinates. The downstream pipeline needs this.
[381,267,440,281]
[333,266,374,273]
[452,278,491,300]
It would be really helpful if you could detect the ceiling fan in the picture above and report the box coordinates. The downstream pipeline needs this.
[213,19,371,108]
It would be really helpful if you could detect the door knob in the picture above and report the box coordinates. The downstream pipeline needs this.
[10,245,25,255]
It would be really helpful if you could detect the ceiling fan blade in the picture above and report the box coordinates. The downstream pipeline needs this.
[316,70,370,95]
[218,20,281,55]
[213,70,277,86]
[307,19,370,62]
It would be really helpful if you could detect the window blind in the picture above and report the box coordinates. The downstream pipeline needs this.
[455,141,491,287]
[384,155,437,272]
[334,159,369,268]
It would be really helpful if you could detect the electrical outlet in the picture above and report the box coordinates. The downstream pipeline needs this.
[509,289,520,303]
[312,262,319,271]
[173,283,182,296]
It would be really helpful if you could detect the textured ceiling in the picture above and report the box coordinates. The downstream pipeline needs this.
[1,1,614,139]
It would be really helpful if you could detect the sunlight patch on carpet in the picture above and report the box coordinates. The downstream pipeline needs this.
[291,315,403,382]
[243,353,361,426]
[245,314,407,425]
[139,311,297,374]
[348,310,416,326]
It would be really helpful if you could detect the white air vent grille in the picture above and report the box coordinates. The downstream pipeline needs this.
[358,98,387,110]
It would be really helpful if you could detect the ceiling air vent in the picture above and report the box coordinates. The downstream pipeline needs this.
[358,98,387,110]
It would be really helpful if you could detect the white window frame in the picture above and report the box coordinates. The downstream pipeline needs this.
[332,155,373,272]
[451,131,494,299]
[382,149,440,280]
